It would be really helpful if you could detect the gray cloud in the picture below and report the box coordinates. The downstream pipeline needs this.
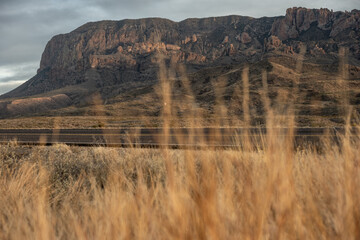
[0,62,38,83]
[0,0,358,95]
[0,80,29,95]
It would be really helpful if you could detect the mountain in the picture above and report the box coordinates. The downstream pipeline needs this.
[0,7,359,127]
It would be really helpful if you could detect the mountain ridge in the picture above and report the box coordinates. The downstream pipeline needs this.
[2,7,359,100]
[0,7,359,127]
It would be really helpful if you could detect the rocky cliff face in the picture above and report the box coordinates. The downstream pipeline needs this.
[0,7,359,119]
[271,8,360,40]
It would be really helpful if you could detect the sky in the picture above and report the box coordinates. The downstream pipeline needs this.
[0,0,358,95]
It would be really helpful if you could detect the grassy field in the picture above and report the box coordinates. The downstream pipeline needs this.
[1,52,360,239]
[0,126,359,239]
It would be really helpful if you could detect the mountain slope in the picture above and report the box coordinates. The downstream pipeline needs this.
[0,7,359,127]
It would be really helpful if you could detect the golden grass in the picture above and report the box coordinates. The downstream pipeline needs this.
[1,49,360,239]
[0,131,359,239]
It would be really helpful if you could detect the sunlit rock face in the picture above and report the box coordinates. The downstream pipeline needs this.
[1,7,359,100]
[271,7,360,41]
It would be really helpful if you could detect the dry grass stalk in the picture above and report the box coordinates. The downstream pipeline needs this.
[0,53,360,239]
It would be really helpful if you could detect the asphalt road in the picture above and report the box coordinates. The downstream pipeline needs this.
[0,127,355,148]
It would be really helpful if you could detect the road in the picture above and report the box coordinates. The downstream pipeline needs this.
[0,128,356,148]
[0,128,355,148]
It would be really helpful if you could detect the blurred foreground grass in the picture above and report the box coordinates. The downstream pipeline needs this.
[1,51,360,239]
[0,128,359,239]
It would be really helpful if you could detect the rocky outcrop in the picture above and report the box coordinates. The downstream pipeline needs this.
[1,7,359,104]
[7,94,71,113]
[271,7,360,41]
[0,94,72,117]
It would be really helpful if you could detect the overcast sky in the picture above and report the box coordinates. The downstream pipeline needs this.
[0,0,358,95]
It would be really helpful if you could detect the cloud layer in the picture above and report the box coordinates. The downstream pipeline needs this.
[0,0,358,95]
